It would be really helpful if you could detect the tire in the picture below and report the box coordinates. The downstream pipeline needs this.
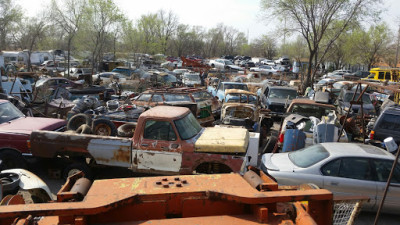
[92,118,117,136]
[263,136,278,154]
[117,123,136,137]
[76,124,92,134]
[63,162,93,180]
[67,113,92,131]
[0,150,27,170]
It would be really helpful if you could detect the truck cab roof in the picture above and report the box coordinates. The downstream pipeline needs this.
[140,106,190,120]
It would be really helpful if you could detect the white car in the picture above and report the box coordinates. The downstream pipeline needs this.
[261,142,400,214]
[92,72,127,84]
[209,59,243,71]
[261,59,275,66]
[249,65,279,76]
[182,72,201,87]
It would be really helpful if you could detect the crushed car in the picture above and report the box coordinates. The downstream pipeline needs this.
[220,89,273,143]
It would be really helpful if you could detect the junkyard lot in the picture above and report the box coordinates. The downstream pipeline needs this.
[26,120,400,225]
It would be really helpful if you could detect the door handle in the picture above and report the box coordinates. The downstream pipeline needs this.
[331,182,339,186]
[141,143,148,147]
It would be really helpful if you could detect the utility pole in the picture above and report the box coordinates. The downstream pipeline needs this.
[395,25,400,68]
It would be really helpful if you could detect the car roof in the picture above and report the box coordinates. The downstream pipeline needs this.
[289,99,335,109]
[140,106,189,119]
[320,143,394,160]
[269,86,297,90]
[0,99,8,104]
[142,87,204,94]
[225,89,256,95]
[382,105,400,115]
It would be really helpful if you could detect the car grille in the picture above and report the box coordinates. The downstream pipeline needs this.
[269,104,285,113]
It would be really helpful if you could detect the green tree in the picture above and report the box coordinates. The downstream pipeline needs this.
[0,0,22,50]
[79,0,125,79]
[350,23,392,70]
[261,0,377,92]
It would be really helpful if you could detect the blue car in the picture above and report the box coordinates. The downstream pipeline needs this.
[207,82,249,101]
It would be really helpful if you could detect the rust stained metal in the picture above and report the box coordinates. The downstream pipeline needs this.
[139,106,189,120]
[0,171,333,225]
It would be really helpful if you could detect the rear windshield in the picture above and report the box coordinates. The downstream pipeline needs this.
[192,91,212,102]
[344,93,371,104]
[289,144,329,168]
[269,89,298,100]
[377,113,400,130]
[164,94,192,102]
[224,83,249,91]
[290,104,334,118]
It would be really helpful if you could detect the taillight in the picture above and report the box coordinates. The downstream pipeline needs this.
[27,140,31,149]
[369,130,375,140]
[279,133,284,143]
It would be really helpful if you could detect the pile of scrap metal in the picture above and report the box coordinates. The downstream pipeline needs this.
[0,169,334,225]
[66,96,144,136]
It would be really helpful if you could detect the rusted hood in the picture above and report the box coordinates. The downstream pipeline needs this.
[0,117,66,135]
[195,127,249,153]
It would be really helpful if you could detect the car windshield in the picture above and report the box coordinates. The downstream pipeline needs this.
[289,144,329,168]
[344,93,372,104]
[164,94,192,102]
[174,112,202,140]
[192,91,212,102]
[290,104,334,118]
[224,83,249,91]
[0,102,25,124]
[225,93,257,104]
[269,89,297,100]
[184,74,200,81]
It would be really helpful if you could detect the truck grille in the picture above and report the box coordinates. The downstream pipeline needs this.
[269,104,285,113]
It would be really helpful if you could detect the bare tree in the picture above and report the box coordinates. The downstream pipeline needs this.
[49,0,86,77]
[156,10,178,54]
[12,17,47,71]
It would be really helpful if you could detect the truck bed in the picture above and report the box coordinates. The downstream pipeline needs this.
[30,131,132,167]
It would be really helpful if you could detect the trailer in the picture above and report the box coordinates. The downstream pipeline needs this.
[0,169,334,225]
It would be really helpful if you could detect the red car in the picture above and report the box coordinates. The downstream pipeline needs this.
[0,100,66,169]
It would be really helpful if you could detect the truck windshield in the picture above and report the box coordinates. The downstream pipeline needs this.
[174,112,202,140]
[0,102,24,124]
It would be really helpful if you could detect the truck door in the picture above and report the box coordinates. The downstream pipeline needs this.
[134,120,182,173]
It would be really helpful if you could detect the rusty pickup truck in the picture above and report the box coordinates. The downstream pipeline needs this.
[30,106,259,179]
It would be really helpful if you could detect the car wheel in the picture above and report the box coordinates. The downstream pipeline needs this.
[67,113,92,131]
[76,124,92,134]
[92,118,117,136]
[0,150,27,170]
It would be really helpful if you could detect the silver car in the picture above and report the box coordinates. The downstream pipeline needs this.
[261,143,400,214]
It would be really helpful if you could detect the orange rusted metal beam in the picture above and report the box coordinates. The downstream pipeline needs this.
[0,171,333,225]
